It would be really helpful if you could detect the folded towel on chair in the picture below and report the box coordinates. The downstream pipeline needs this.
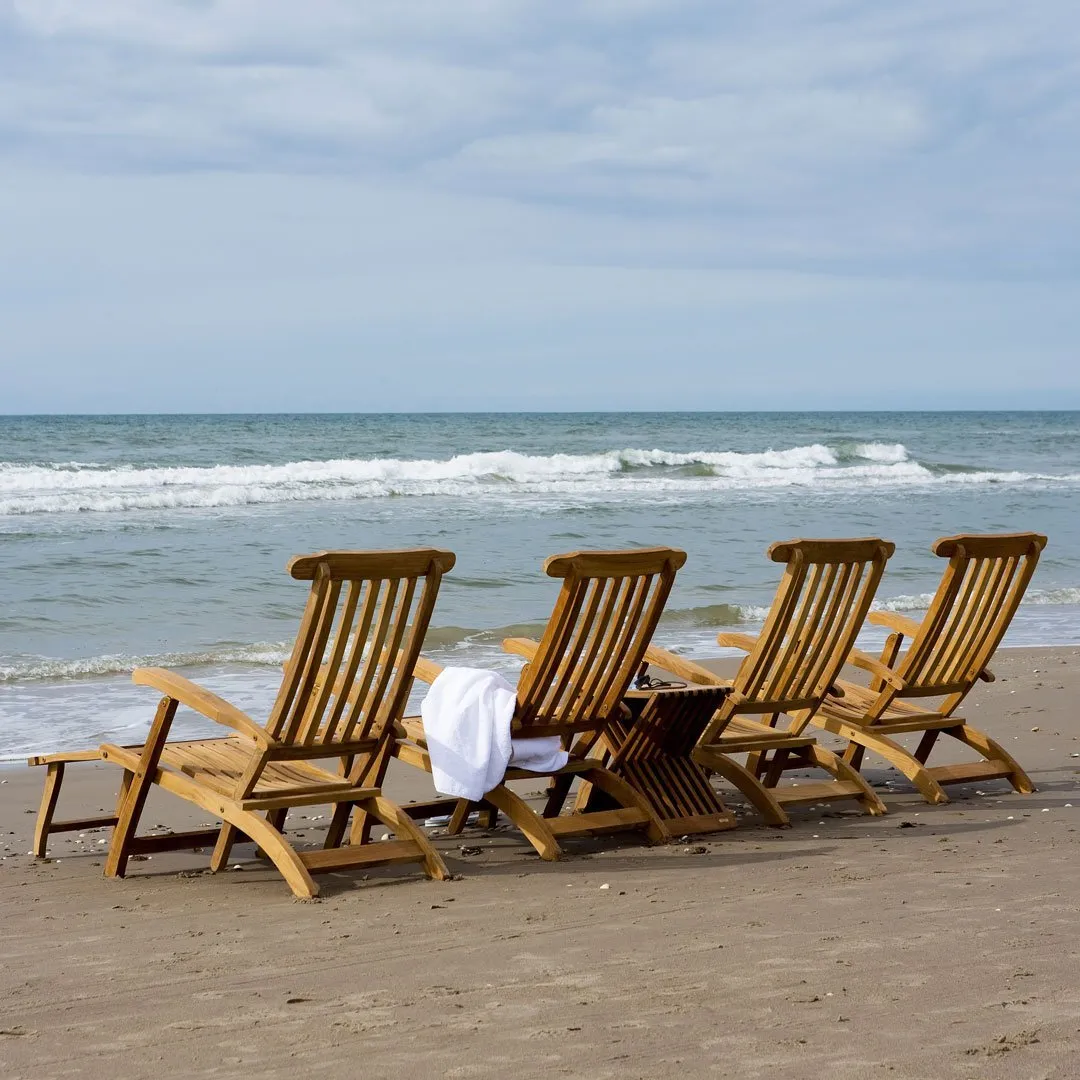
[420,667,568,801]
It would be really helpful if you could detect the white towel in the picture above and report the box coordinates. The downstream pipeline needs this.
[420,667,568,801]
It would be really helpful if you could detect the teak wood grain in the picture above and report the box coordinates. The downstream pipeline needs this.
[29,548,456,898]
[643,537,894,825]
[814,532,1047,804]
[390,547,685,859]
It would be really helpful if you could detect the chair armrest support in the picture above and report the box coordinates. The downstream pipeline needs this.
[867,611,922,638]
[716,631,759,653]
[411,656,446,685]
[846,648,906,691]
[642,645,727,687]
[132,667,274,746]
[502,637,541,660]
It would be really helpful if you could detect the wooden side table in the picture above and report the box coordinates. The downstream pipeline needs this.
[575,684,737,837]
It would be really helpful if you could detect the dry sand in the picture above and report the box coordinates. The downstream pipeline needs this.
[2,646,1079,1079]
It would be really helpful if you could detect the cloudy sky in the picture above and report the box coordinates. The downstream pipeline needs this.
[2,1,1078,412]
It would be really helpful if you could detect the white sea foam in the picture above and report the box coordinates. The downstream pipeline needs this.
[2,444,1077,515]
[0,643,292,683]
[854,442,909,463]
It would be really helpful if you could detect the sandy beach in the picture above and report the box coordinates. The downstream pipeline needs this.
[2,645,1079,1079]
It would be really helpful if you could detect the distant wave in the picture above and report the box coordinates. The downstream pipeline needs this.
[2,443,1078,514]
[5,586,1079,684]
[0,643,292,683]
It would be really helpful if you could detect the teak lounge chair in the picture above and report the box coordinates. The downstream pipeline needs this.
[393,548,686,859]
[30,549,456,898]
[642,538,895,825]
[813,532,1047,804]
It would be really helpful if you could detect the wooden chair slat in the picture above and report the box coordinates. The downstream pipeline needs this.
[932,556,1008,686]
[564,576,627,716]
[572,576,638,719]
[762,561,828,701]
[739,557,809,701]
[919,555,997,687]
[584,573,657,722]
[266,565,335,741]
[516,580,589,728]
[300,578,362,746]
[280,575,343,745]
[793,562,857,701]
[363,576,419,741]
[539,577,608,718]
[341,578,397,739]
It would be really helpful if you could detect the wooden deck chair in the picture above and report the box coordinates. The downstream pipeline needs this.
[393,548,686,860]
[29,549,456,899]
[813,532,1046,804]
[641,538,895,826]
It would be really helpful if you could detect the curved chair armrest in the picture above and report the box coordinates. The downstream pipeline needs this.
[409,655,446,685]
[503,637,541,660]
[866,611,922,638]
[716,631,759,653]
[846,648,906,691]
[642,645,728,687]
[132,667,274,746]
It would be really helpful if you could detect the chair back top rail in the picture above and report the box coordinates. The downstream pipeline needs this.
[512,547,687,736]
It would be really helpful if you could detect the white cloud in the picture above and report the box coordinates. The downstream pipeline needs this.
[0,2,1078,410]
[2,0,1077,277]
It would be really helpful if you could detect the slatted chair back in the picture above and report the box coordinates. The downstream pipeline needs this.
[721,538,895,733]
[264,549,455,756]
[887,533,1046,710]
[513,548,687,739]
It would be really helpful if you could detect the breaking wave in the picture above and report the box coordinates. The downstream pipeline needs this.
[2,442,1077,514]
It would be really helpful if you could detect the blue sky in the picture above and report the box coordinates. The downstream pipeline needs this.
[2,1,1078,412]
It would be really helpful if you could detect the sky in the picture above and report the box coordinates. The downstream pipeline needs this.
[1,1,1079,413]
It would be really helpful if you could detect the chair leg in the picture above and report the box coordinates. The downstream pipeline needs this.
[483,785,563,861]
[914,730,940,765]
[105,697,179,880]
[227,809,319,899]
[33,763,66,858]
[349,807,372,846]
[323,802,353,849]
[359,796,451,881]
[842,742,866,771]
[210,823,241,872]
[836,728,949,805]
[763,748,791,788]
[545,773,577,818]
[697,749,790,827]
[447,799,473,835]
[806,744,888,816]
[945,724,1036,794]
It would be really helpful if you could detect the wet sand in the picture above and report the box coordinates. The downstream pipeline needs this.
[2,646,1079,1079]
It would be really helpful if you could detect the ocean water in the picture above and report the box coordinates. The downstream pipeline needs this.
[1,411,1078,760]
